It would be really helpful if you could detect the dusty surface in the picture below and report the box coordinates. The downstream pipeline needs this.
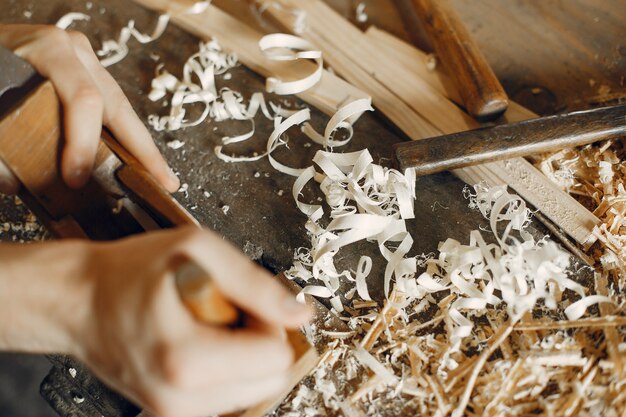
[0,0,623,415]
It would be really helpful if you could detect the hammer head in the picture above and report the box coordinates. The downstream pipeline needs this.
[0,45,37,97]
[0,46,40,117]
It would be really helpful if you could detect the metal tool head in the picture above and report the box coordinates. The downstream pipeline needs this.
[0,45,37,97]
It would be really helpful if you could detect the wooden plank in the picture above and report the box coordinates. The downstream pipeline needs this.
[131,0,371,119]
[264,0,600,245]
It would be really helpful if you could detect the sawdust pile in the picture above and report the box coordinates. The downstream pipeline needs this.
[535,140,625,292]
[273,181,626,417]
[0,195,48,243]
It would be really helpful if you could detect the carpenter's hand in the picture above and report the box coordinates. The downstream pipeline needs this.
[74,227,311,417]
[0,24,180,193]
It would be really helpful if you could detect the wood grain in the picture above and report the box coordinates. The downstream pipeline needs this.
[409,0,509,120]
[364,27,538,124]
[390,0,626,114]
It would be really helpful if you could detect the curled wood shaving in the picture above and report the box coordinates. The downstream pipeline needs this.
[55,12,90,29]
[273,180,625,417]
[97,14,170,67]
[259,33,323,95]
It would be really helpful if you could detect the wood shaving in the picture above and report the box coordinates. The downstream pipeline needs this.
[272,178,625,417]
[355,3,368,24]
[55,12,90,29]
[259,33,323,95]
[534,140,625,291]
[97,14,170,67]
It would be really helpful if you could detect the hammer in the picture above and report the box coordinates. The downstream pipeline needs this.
[393,104,626,175]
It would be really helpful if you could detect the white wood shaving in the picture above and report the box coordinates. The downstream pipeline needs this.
[166,139,185,150]
[259,33,323,95]
[216,98,373,177]
[355,3,368,23]
[97,14,170,67]
[55,12,90,29]
[535,140,625,291]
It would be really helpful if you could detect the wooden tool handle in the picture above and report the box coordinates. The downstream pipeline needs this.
[176,261,241,326]
[410,0,508,121]
[394,104,626,175]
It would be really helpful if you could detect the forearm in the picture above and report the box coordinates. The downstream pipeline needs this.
[0,240,92,354]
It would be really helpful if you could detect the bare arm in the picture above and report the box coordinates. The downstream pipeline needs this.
[0,227,310,417]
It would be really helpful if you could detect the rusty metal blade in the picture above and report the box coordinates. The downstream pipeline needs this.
[0,45,37,97]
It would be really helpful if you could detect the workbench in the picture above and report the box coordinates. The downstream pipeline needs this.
[0,0,624,416]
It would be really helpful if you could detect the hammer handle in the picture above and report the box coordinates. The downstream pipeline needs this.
[394,104,626,175]
[410,0,508,120]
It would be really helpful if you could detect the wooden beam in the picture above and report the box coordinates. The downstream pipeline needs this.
[263,0,600,245]
[132,0,371,119]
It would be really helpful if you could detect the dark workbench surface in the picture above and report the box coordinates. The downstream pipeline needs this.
[0,0,624,416]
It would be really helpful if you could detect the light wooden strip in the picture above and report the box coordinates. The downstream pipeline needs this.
[595,273,624,377]
[366,27,463,106]
[265,0,600,244]
[132,0,369,118]
[515,315,626,331]
[364,26,537,123]
[256,1,440,139]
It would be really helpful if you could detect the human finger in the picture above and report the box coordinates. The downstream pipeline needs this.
[14,28,104,189]
[175,229,312,328]
[67,31,180,193]
[156,325,294,388]
[148,373,288,417]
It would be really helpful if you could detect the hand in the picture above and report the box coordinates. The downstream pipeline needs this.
[0,24,180,193]
[0,227,311,417]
